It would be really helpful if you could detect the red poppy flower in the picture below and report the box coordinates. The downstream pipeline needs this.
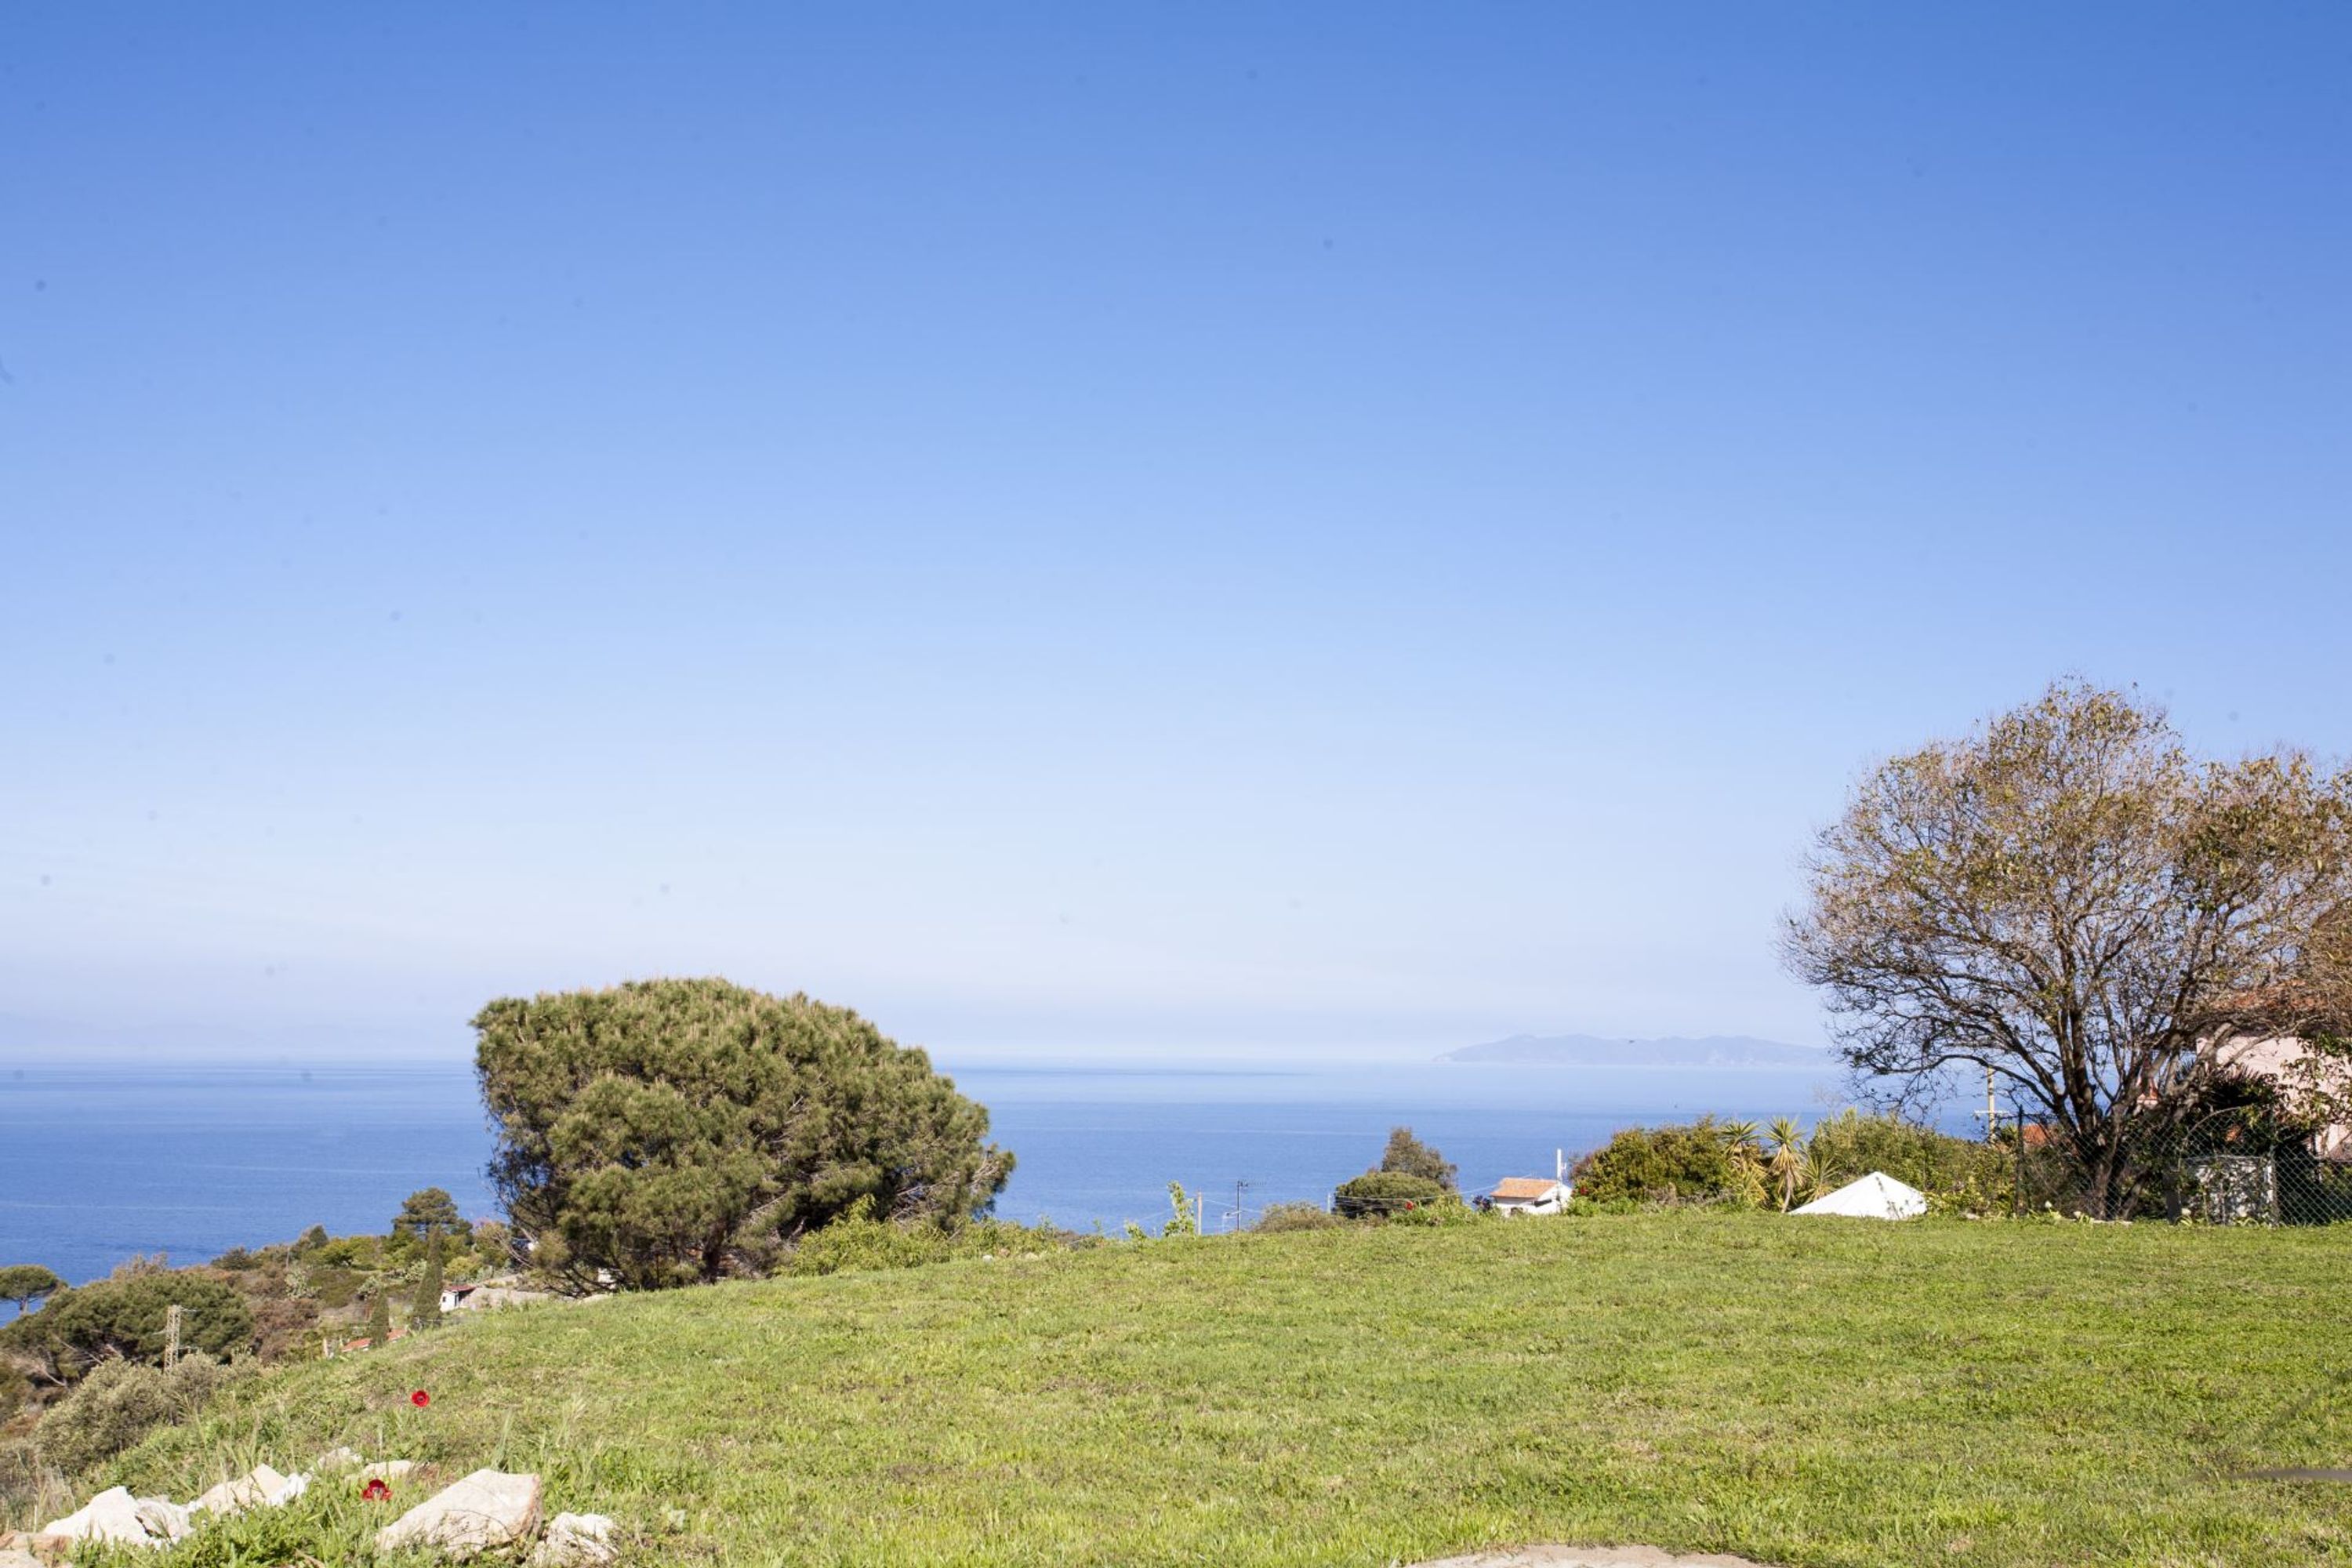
[362,1479,390,1502]
[410,1390,430,1408]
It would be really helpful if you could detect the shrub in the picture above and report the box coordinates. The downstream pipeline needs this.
[0,1361,27,1421]
[33,1356,239,1476]
[1806,1110,2011,1208]
[1332,1171,1450,1219]
[786,1203,955,1277]
[1384,1193,1482,1228]
[785,1201,1074,1278]
[1570,1120,1745,1205]
[1253,1202,1341,1233]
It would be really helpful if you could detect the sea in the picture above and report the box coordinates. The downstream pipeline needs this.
[0,1056,1883,1291]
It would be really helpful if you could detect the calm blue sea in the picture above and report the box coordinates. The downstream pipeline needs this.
[0,1058,1888,1290]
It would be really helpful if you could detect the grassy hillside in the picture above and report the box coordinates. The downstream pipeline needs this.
[87,1214,2352,1566]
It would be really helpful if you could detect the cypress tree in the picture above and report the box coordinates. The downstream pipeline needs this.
[364,1288,391,1348]
[411,1232,445,1330]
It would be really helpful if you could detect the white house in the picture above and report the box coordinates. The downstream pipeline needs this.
[1490,1176,1571,1217]
[2205,1030,2352,1160]
[440,1280,554,1315]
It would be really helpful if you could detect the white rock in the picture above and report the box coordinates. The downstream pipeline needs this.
[273,1473,310,1505]
[191,1463,291,1517]
[373,1469,543,1559]
[359,1459,418,1481]
[40,1486,179,1547]
[134,1497,191,1542]
[315,1446,366,1472]
[0,1546,47,1568]
[530,1512,619,1566]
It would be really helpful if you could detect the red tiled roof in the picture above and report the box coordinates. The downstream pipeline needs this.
[1492,1178,1562,1200]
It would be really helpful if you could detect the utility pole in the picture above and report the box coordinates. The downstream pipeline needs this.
[1972,1064,1998,1142]
[164,1304,183,1370]
[1230,1179,1251,1232]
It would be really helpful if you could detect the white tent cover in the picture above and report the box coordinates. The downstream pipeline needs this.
[1789,1171,1927,1220]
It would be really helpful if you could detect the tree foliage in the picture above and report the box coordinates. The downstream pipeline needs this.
[1784,681,2352,1214]
[0,1265,64,1315]
[364,1290,391,1348]
[390,1189,463,1254]
[1377,1127,1458,1189]
[410,1232,445,1331]
[0,1274,253,1379]
[475,978,1013,1290]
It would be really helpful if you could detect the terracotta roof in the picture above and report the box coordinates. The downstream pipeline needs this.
[1492,1178,1563,1200]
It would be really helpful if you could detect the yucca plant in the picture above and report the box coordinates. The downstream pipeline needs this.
[1718,1120,1768,1207]
[1766,1118,1811,1211]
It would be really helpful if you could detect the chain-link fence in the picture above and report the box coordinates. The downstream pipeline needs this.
[2011,1107,2352,1224]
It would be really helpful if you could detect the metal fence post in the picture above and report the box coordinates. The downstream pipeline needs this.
[2013,1106,2026,1216]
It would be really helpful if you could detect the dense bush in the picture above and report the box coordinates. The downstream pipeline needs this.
[1570,1120,1746,1204]
[1806,1110,2011,1210]
[784,1202,1078,1279]
[1383,1193,1482,1227]
[1253,1202,1341,1233]
[33,1356,240,1476]
[1331,1171,1450,1219]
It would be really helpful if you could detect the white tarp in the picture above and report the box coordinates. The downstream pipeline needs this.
[1790,1171,1927,1220]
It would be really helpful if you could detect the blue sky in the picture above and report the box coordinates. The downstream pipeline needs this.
[4,5,2348,1065]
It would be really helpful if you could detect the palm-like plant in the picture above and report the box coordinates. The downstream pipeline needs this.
[1766,1117,1811,1211]
[1719,1120,1768,1206]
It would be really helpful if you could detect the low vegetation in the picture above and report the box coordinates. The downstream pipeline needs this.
[1570,1111,2013,1212]
[45,1213,2352,1567]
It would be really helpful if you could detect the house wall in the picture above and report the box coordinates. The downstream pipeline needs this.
[2211,1033,2352,1159]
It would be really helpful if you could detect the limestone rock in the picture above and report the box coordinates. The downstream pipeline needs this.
[0,1548,46,1568]
[373,1469,543,1559]
[529,1512,618,1566]
[192,1463,292,1516]
[0,1532,71,1566]
[38,1486,183,1547]
[360,1459,418,1481]
[315,1446,366,1472]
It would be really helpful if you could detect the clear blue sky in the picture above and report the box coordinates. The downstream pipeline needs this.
[5,5,2347,1065]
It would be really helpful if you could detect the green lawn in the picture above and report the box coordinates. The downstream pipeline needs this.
[96,1214,2352,1566]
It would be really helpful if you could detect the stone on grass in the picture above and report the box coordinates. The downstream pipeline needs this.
[0,1546,45,1568]
[373,1468,543,1559]
[38,1486,185,1548]
[192,1463,293,1516]
[529,1512,619,1566]
[315,1446,365,1472]
[360,1459,418,1480]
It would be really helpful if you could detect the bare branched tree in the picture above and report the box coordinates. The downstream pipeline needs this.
[1782,681,2352,1214]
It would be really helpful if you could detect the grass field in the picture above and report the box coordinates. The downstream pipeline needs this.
[84,1213,2352,1566]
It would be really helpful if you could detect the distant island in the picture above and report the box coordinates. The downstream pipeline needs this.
[1442,1033,1828,1068]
